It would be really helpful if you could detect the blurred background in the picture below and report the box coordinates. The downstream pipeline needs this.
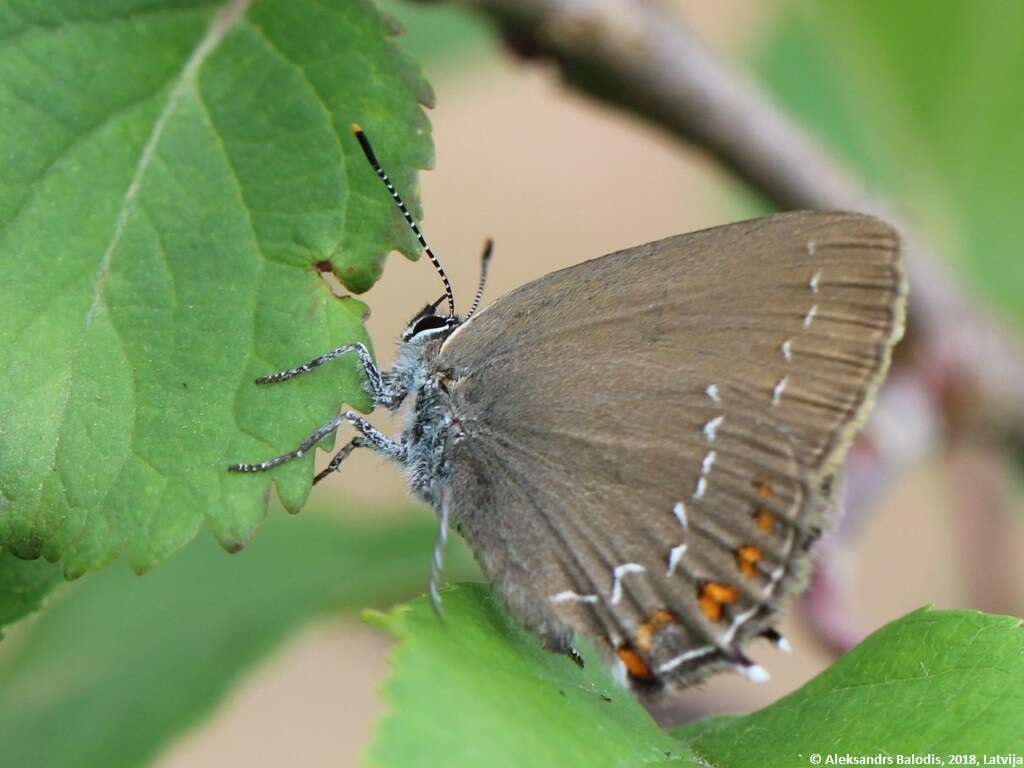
[3,1,1022,765]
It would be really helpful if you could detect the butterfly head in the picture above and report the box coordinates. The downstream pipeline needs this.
[401,296,462,343]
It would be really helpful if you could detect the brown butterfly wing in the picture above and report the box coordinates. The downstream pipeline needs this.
[439,211,906,687]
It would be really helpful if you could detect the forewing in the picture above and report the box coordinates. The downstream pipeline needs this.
[440,212,906,687]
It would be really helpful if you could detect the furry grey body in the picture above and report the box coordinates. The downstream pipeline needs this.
[387,333,457,504]
[229,211,907,693]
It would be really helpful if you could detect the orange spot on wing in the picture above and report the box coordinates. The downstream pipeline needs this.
[754,509,776,533]
[616,646,654,681]
[698,582,739,622]
[698,594,723,622]
[736,545,763,578]
[636,609,678,652]
[704,582,739,603]
[753,478,775,498]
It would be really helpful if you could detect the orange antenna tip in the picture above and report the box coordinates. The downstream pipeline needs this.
[351,123,363,134]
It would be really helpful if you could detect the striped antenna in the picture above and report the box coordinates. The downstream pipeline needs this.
[351,124,456,317]
[464,239,494,321]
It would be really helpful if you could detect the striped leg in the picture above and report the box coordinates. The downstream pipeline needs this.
[227,411,400,473]
[429,487,451,621]
[313,437,366,485]
[255,343,387,398]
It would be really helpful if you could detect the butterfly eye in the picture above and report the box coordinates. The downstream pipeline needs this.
[408,315,451,338]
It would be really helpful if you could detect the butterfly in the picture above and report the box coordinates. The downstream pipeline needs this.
[230,125,906,691]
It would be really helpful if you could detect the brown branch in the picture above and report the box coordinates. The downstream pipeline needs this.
[419,0,1024,444]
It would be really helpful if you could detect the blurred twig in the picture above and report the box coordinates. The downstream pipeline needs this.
[413,0,1024,652]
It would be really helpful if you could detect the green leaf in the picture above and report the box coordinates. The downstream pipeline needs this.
[0,506,440,768]
[0,550,62,639]
[757,1,1024,320]
[366,583,697,768]
[676,608,1024,765]
[0,0,433,576]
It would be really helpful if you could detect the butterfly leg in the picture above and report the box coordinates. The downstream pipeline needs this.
[566,646,585,669]
[253,343,405,407]
[227,411,401,473]
[428,488,451,621]
[313,436,368,485]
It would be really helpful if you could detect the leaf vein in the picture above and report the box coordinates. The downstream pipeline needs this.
[45,0,251,564]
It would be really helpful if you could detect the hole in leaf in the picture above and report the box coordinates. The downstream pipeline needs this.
[313,260,350,300]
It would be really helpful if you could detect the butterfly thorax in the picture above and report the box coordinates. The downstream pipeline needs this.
[388,329,461,506]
